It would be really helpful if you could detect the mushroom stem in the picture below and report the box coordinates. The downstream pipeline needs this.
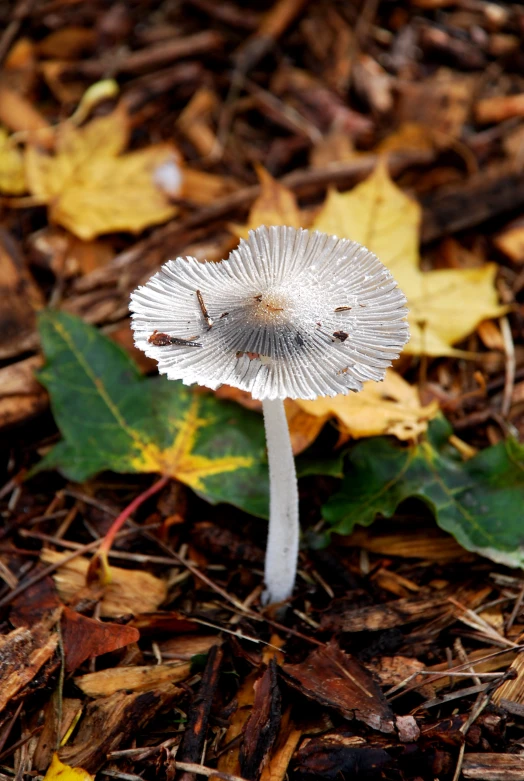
[261,397,299,605]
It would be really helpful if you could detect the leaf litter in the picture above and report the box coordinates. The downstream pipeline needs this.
[1,2,524,781]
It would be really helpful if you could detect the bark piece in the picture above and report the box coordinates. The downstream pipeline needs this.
[10,573,61,627]
[259,708,301,781]
[0,355,47,429]
[0,611,60,713]
[281,642,395,733]
[177,644,223,781]
[59,684,180,772]
[320,595,450,633]
[421,163,524,243]
[293,737,392,780]
[462,753,524,780]
[240,659,281,781]
[33,697,83,771]
[0,230,43,360]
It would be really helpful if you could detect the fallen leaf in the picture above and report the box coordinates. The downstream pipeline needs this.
[295,369,438,442]
[37,27,96,60]
[35,311,269,518]
[0,128,26,193]
[281,641,395,733]
[61,607,140,673]
[233,166,302,239]
[182,168,238,204]
[40,549,167,618]
[312,161,420,278]
[25,105,179,239]
[376,122,435,154]
[0,83,52,142]
[494,218,524,264]
[285,401,329,454]
[312,161,507,356]
[323,416,524,570]
[43,755,93,781]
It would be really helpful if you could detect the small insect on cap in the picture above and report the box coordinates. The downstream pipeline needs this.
[130,226,410,401]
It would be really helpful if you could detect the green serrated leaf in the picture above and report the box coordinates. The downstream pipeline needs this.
[323,416,524,568]
[35,311,269,517]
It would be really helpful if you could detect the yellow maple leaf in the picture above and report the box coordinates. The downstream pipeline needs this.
[0,127,26,194]
[295,369,438,442]
[233,165,302,239]
[43,755,93,781]
[312,161,507,356]
[25,105,179,240]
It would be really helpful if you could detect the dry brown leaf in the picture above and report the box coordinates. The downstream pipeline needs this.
[40,549,167,617]
[182,167,238,204]
[25,105,179,240]
[312,161,507,356]
[295,369,438,441]
[494,219,524,264]
[0,84,52,142]
[74,662,192,697]
[233,166,302,239]
[310,129,358,168]
[376,122,435,154]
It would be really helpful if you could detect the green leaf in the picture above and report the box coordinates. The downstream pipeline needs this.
[323,416,524,568]
[35,311,269,517]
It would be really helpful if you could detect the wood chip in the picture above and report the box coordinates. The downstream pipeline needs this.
[59,684,180,772]
[74,661,192,697]
[462,753,524,780]
[281,641,395,734]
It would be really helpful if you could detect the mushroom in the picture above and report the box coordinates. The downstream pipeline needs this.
[129,225,409,605]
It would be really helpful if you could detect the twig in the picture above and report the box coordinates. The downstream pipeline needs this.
[500,316,516,417]
[86,476,169,585]
[0,0,36,66]
[506,580,524,633]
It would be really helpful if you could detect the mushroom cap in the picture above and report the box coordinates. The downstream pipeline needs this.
[130,225,409,401]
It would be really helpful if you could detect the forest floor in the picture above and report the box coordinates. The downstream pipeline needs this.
[1,1,524,780]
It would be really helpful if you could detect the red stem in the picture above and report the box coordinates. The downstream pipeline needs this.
[101,476,169,554]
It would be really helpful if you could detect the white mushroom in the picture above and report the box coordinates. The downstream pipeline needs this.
[130,225,409,605]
